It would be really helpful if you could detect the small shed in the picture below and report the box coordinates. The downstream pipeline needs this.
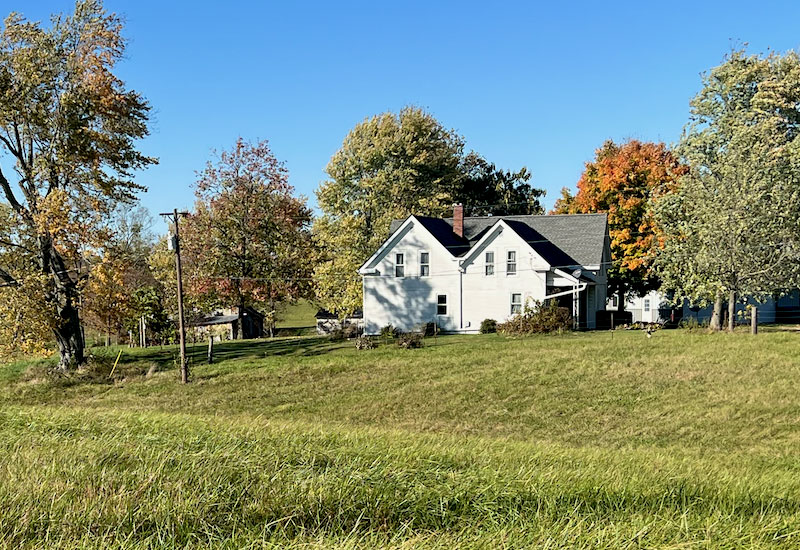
[315,309,364,335]
[190,306,264,340]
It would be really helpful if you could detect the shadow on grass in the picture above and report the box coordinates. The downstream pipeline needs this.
[274,325,316,337]
[112,336,340,372]
[0,337,342,396]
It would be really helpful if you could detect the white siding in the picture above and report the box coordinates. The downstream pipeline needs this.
[362,217,610,334]
[460,225,548,330]
[362,221,460,335]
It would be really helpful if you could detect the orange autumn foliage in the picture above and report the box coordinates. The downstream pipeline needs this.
[553,140,686,301]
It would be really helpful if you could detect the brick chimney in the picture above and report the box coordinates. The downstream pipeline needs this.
[453,203,464,238]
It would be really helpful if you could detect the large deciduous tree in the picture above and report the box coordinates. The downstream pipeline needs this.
[181,138,313,338]
[458,152,544,216]
[313,106,544,316]
[654,50,800,331]
[553,139,685,311]
[313,107,463,316]
[0,1,155,368]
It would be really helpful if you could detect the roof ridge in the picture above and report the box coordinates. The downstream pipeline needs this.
[387,213,607,266]
[437,213,607,221]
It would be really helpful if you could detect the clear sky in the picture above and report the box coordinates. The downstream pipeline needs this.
[16,1,800,232]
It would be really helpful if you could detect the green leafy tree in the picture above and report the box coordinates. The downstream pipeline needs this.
[458,153,544,216]
[127,286,172,346]
[314,107,464,316]
[0,1,155,368]
[313,107,545,316]
[655,50,800,331]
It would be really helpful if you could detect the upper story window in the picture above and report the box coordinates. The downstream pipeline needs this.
[644,298,651,312]
[506,250,517,275]
[511,293,522,315]
[485,251,494,276]
[420,252,430,277]
[394,253,404,277]
[437,294,447,315]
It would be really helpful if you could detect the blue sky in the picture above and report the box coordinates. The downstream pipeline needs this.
[17,1,800,232]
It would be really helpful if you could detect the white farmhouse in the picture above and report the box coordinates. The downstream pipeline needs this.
[359,205,611,334]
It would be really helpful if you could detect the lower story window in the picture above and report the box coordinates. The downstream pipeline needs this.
[511,293,522,315]
[437,294,447,315]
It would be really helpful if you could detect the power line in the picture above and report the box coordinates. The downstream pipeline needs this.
[187,260,621,284]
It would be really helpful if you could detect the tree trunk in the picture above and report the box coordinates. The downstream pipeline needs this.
[236,299,245,339]
[709,293,723,332]
[268,302,274,338]
[42,237,85,371]
[728,290,736,333]
[268,282,274,338]
[617,287,625,313]
[53,297,85,371]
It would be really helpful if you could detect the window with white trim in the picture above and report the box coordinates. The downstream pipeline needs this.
[611,295,618,308]
[485,251,494,276]
[394,253,404,277]
[510,293,522,315]
[644,298,651,312]
[506,250,517,275]
[419,252,430,277]
[436,294,447,315]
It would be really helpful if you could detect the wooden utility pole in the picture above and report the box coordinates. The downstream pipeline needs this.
[751,307,758,335]
[160,209,190,383]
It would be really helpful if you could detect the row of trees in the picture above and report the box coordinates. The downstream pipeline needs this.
[58,139,314,347]
[556,51,800,331]
[3,1,800,371]
[655,51,800,330]
[73,109,544,348]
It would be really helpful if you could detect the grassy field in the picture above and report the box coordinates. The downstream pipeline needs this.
[2,328,800,548]
[272,299,317,337]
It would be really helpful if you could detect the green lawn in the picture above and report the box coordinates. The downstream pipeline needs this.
[1,329,800,548]
[274,299,317,336]
[275,298,316,327]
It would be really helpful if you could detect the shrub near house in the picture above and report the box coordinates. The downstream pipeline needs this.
[497,300,571,335]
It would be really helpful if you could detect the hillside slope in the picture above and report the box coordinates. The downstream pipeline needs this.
[2,330,799,548]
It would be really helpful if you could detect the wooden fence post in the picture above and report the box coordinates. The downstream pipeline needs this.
[751,307,758,335]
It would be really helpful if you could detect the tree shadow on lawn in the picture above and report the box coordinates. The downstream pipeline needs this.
[64,337,344,385]
[124,336,339,369]
[0,338,346,402]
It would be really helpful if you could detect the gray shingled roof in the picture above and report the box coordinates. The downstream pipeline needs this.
[389,213,607,267]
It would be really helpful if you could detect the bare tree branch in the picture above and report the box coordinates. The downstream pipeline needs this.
[0,265,18,287]
[0,238,33,253]
[0,133,24,168]
[0,165,27,217]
